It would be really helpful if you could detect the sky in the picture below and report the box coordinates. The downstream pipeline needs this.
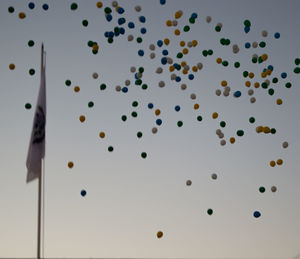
[0,0,300,258]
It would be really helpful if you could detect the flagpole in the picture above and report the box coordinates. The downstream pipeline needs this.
[37,43,44,259]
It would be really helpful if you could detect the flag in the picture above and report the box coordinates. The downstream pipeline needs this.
[26,44,46,183]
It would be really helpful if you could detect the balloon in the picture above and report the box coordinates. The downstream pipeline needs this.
[88,101,94,108]
[229,137,235,144]
[236,130,244,136]
[8,6,14,13]
[92,72,98,79]
[206,16,212,23]
[216,89,221,96]
[96,2,103,8]
[99,132,105,138]
[81,190,87,197]
[135,5,141,12]
[253,211,261,218]
[79,115,85,122]
[211,173,217,180]
[141,152,147,158]
[121,115,127,121]
[190,93,196,100]
[127,35,134,41]
[207,208,213,215]
[148,103,154,109]
[250,97,256,103]
[276,98,282,105]
[42,4,49,10]
[155,109,161,116]
[152,127,158,134]
[177,121,183,127]
[166,20,172,27]
[115,85,121,92]
[68,161,74,168]
[137,132,143,138]
[282,141,288,148]
[194,103,199,110]
[269,160,276,167]
[9,63,15,70]
[158,81,165,87]
[234,91,241,98]
[112,1,118,7]
[197,116,202,121]
[186,180,192,186]
[276,159,283,165]
[108,146,114,152]
[28,40,35,47]
[19,12,26,19]
[131,111,138,117]
[125,80,130,86]
[70,3,78,10]
[157,231,163,238]
[212,112,218,119]
[271,186,277,192]
[156,119,162,126]
[220,121,226,127]
[248,89,254,96]
[150,53,155,59]
[220,139,226,146]
[274,32,280,39]
[25,103,32,109]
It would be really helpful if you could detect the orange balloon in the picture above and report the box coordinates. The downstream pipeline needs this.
[79,115,86,122]
[157,231,163,238]
[99,131,105,138]
[68,161,74,168]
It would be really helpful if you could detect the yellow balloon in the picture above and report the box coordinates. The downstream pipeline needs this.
[256,126,263,133]
[74,86,80,92]
[221,80,227,87]
[166,20,172,27]
[194,103,199,110]
[182,48,189,55]
[96,1,103,8]
[68,161,74,168]
[155,109,161,116]
[19,12,26,19]
[216,58,222,64]
[192,40,198,47]
[99,131,105,138]
[174,10,183,19]
[276,159,283,165]
[174,29,180,36]
[263,126,271,134]
[164,38,170,45]
[276,98,283,105]
[157,231,163,238]
[269,160,276,167]
[212,112,218,119]
[229,137,235,144]
[179,41,185,47]
[79,115,86,122]
[9,63,15,70]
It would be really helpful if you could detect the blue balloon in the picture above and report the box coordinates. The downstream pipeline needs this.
[274,32,280,39]
[122,87,128,93]
[140,27,147,34]
[148,103,154,109]
[157,40,163,47]
[161,57,167,65]
[188,74,194,80]
[117,7,124,14]
[281,72,287,79]
[138,49,144,56]
[160,0,166,5]
[245,42,251,49]
[267,65,274,71]
[28,2,35,9]
[253,211,261,218]
[244,26,250,33]
[106,14,113,22]
[104,31,110,38]
[139,16,146,23]
[191,13,198,19]
[175,105,180,111]
[134,73,139,79]
[42,3,49,10]
[234,91,241,97]
[128,22,135,29]
[108,31,114,38]
[263,68,267,72]
[119,27,125,34]
[118,17,126,25]
[81,190,87,197]
[162,49,168,56]
[156,118,162,126]
[175,76,181,82]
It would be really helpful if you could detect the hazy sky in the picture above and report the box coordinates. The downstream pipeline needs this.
[0,0,300,258]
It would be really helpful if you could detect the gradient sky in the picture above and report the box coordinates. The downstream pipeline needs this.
[0,0,300,258]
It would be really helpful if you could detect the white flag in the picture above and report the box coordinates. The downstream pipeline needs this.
[26,44,46,183]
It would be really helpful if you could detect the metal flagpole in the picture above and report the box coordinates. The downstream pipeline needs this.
[37,43,44,259]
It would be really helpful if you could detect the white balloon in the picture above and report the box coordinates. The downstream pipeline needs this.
[181,83,187,90]
[186,180,192,186]
[92,72,98,79]
[211,173,217,180]
[187,41,193,48]
[156,67,163,74]
[220,139,226,146]
[152,127,158,134]
[271,186,277,192]
[248,89,254,96]
[125,80,130,86]
[115,85,121,92]
[130,66,136,73]
[184,65,190,71]
[197,63,203,70]
[282,141,288,148]
[261,30,268,37]
[170,73,176,80]
[128,35,134,41]
[135,5,142,12]
[172,20,178,26]
[149,44,155,51]
[250,97,256,103]
[167,57,173,64]
[206,16,212,23]
[190,93,196,100]
[216,89,221,96]
[158,81,165,87]
[252,41,258,48]
[112,1,118,7]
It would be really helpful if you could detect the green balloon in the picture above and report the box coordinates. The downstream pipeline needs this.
[259,41,266,48]
[295,58,300,65]
[29,69,35,76]
[100,83,106,90]
[25,103,32,109]
[141,84,148,90]
[92,49,98,54]
[294,67,300,74]
[243,71,249,77]
[222,60,228,66]
[82,20,88,27]
[252,57,257,63]
[108,146,114,152]
[183,25,190,32]
[104,7,112,14]
[220,121,226,127]
[137,132,143,138]
[135,79,142,85]
[70,3,78,10]
[215,25,221,32]
[207,208,213,215]
[138,67,144,73]
[249,117,255,123]
[65,80,71,86]
[234,62,240,68]
[189,17,195,24]
[261,82,268,89]
[197,115,202,121]
[8,6,14,13]
[268,88,274,95]
[121,115,127,121]
[207,49,213,55]
[177,52,183,59]
[88,101,94,108]
[243,19,251,27]
[220,38,226,45]
[285,82,292,88]
[272,77,278,84]
[259,186,265,193]
[141,152,147,159]
[136,37,143,43]
[202,50,208,57]
[28,40,35,47]
[132,101,138,107]
[177,121,183,127]
[270,128,276,134]
[88,41,94,47]
[236,130,244,137]
[131,111,138,118]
